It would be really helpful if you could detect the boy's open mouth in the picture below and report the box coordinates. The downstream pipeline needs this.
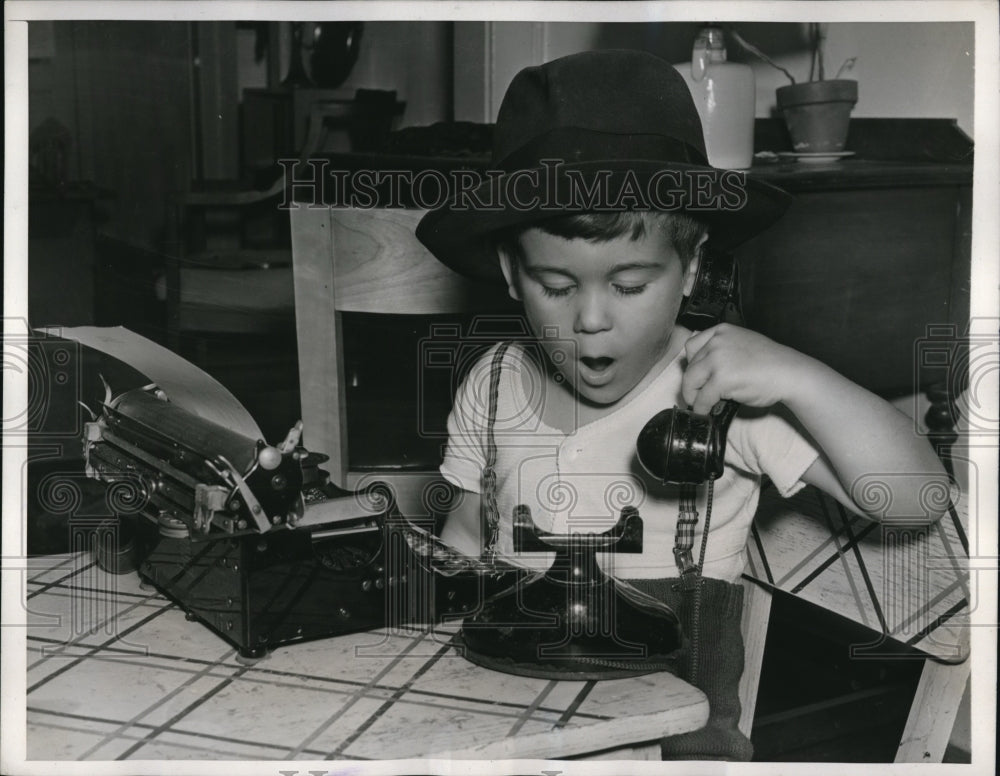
[580,356,614,373]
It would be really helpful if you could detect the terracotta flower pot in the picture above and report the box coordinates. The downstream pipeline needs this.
[776,79,858,153]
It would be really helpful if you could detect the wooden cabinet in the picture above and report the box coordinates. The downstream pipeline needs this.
[737,160,972,398]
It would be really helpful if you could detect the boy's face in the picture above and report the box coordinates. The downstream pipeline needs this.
[499,226,702,406]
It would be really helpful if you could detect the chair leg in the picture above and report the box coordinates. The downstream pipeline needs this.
[895,657,971,762]
[737,578,773,738]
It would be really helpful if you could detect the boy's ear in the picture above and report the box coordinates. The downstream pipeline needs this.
[497,247,522,302]
[682,233,710,297]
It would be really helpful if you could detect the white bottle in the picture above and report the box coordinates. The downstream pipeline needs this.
[677,26,756,170]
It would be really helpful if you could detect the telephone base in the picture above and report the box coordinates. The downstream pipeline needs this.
[452,631,671,681]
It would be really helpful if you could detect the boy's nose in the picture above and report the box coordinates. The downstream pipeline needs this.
[573,289,612,333]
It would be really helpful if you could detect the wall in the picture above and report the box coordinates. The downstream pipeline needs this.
[29,21,195,248]
[456,21,974,138]
[743,22,974,135]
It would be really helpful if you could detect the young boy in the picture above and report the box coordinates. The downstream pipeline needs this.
[414,50,948,760]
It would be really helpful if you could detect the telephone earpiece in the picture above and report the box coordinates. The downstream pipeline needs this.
[638,244,742,485]
[676,243,742,330]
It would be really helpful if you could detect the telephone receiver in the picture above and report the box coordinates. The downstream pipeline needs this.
[636,243,741,485]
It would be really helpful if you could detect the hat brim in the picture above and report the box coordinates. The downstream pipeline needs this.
[416,160,791,284]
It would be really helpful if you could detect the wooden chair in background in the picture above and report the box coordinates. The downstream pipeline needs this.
[290,204,972,763]
[289,205,512,513]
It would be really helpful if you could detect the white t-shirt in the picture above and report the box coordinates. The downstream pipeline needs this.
[440,340,820,582]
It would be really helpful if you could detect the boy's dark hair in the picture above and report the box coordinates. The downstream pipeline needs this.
[494,211,707,269]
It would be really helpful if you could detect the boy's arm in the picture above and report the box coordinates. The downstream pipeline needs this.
[682,324,950,523]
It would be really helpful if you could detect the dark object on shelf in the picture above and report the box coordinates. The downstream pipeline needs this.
[384,121,495,159]
[349,89,401,152]
[310,22,364,88]
[282,22,312,87]
[241,87,406,173]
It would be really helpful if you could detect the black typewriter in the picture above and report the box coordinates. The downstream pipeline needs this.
[84,385,407,663]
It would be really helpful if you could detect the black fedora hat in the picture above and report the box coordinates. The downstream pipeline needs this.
[416,49,791,284]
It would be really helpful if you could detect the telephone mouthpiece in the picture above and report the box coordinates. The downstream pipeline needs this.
[636,400,739,485]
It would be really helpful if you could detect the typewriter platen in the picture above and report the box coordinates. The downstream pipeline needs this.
[84,385,406,662]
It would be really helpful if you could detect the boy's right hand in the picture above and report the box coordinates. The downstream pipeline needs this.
[681,323,813,414]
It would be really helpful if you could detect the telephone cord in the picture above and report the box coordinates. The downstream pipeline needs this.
[688,478,715,686]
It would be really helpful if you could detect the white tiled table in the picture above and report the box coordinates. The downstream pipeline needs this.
[25,553,708,761]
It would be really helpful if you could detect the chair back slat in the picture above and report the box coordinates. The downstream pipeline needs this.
[328,208,509,313]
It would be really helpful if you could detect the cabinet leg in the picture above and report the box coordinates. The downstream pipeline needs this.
[924,382,960,478]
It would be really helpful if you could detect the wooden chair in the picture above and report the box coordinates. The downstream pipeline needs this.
[289,205,512,513]
[290,205,971,762]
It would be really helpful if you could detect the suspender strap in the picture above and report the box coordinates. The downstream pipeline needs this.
[673,483,700,580]
[481,342,510,562]
[673,480,715,590]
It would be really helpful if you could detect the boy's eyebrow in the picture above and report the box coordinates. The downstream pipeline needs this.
[523,265,576,279]
[524,261,666,278]
[606,261,666,274]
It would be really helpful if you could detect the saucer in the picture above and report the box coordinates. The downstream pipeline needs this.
[778,151,856,164]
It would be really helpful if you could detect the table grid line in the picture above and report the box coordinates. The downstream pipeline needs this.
[28,579,156,601]
[506,680,559,737]
[25,558,99,600]
[115,664,252,759]
[770,518,853,589]
[27,634,610,723]
[29,705,330,760]
[904,598,969,651]
[554,681,597,729]
[284,628,434,758]
[77,646,239,760]
[327,641,453,758]
[830,499,888,632]
[27,601,173,692]
[27,709,334,760]
[933,516,971,600]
